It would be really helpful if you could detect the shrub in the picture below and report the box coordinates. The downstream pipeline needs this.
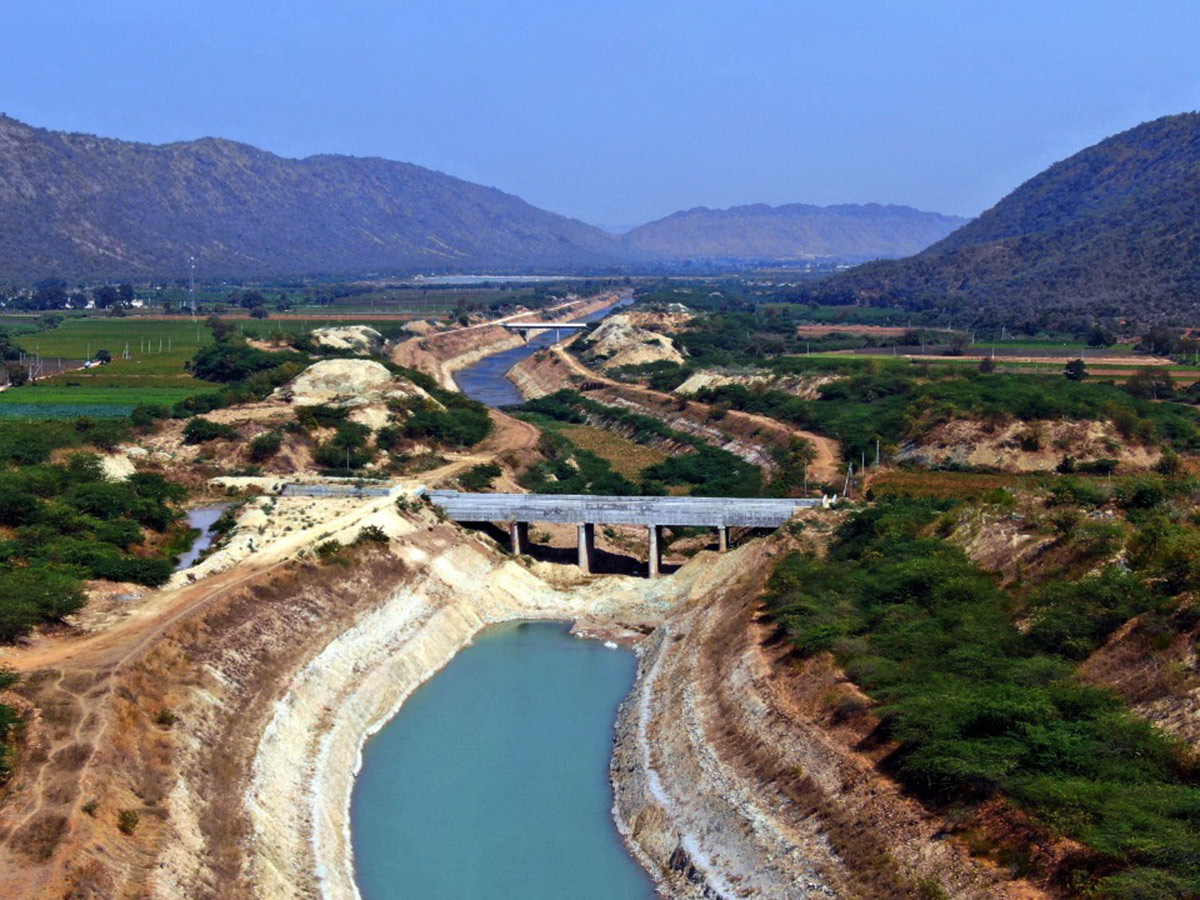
[294,404,349,430]
[459,463,501,491]
[117,809,139,835]
[355,525,389,544]
[248,431,283,462]
[182,417,237,444]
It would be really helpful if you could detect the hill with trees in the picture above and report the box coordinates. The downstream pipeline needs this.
[623,202,966,262]
[0,115,624,281]
[824,113,1200,331]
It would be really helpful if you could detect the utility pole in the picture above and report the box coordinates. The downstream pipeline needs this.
[189,256,196,318]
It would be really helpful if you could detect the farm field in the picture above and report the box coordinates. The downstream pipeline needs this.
[0,318,224,414]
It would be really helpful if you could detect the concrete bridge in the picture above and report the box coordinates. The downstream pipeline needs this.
[501,321,589,341]
[425,490,831,576]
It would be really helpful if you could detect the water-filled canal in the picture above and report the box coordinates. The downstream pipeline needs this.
[452,302,623,407]
[350,622,656,900]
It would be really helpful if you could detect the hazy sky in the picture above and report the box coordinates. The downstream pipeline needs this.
[3,1,1198,228]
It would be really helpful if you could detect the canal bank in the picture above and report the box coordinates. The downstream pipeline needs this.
[243,506,725,900]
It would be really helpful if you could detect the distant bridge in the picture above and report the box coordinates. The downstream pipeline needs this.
[425,490,832,576]
[501,321,590,341]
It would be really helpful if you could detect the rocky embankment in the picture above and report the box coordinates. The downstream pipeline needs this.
[613,536,1048,900]
[246,514,748,900]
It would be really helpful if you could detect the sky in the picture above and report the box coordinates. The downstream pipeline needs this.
[2,1,1199,229]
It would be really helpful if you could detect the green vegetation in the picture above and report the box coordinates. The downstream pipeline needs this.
[117,809,139,835]
[0,440,185,641]
[248,431,283,462]
[519,431,644,496]
[767,499,1200,898]
[313,422,374,472]
[400,396,492,449]
[0,667,18,779]
[182,417,237,444]
[512,390,771,496]
[693,367,1200,465]
[459,463,502,491]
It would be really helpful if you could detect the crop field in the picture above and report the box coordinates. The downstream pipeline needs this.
[0,318,226,413]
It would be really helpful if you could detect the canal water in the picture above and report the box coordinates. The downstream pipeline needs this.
[173,505,228,571]
[350,622,656,900]
[453,302,625,407]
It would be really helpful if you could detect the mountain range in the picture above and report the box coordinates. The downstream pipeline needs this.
[824,112,1200,329]
[625,203,967,262]
[0,115,963,282]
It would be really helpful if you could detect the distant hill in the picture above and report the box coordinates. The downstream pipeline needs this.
[623,203,968,262]
[826,113,1200,329]
[0,116,623,281]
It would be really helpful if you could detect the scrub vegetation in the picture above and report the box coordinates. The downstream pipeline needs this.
[512,389,771,497]
[0,425,186,641]
[767,497,1200,898]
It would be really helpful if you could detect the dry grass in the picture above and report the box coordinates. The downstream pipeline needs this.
[558,424,669,477]
[868,469,1037,500]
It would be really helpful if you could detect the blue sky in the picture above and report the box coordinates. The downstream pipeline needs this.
[3,1,1198,228]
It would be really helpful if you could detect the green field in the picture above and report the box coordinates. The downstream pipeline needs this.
[0,318,225,414]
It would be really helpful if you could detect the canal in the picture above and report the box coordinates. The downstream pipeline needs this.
[350,622,656,900]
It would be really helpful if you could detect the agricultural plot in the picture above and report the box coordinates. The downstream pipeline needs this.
[0,318,221,415]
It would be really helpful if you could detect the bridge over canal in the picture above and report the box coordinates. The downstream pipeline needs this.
[425,490,832,576]
[501,321,590,341]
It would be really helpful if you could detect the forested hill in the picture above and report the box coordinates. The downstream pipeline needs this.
[0,115,624,281]
[623,203,967,262]
[825,113,1200,330]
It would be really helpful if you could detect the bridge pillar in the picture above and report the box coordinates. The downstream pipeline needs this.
[717,525,728,552]
[648,524,662,578]
[509,521,528,555]
[577,523,595,573]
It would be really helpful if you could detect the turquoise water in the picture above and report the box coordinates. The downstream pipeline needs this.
[350,621,656,900]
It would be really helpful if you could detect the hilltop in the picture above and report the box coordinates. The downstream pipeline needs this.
[624,202,967,262]
[0,115,623,281]
[826,113,1200,329]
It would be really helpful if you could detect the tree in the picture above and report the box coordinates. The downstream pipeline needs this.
[92,285,119,309]
[1125,367,1175,400]
[249,306,269,320]
[5,362,28,387]
[94,349,112,364]
[978,356,996,374]
[1087,324,1115,347]
[1064,358,1088,381]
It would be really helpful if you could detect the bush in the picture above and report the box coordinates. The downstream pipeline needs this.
[355,525,389,544]
[294,404,349,430]
[190,340,299,383]
[117,809,139,835]
[182,417,237,444]
[248,431,283,462]
[459,463,501,491]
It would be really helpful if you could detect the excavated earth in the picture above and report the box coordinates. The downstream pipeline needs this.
[0,492,1048,900]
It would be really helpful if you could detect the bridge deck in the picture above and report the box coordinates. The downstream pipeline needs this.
[500,321,589,330]
[427,490,819,527]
